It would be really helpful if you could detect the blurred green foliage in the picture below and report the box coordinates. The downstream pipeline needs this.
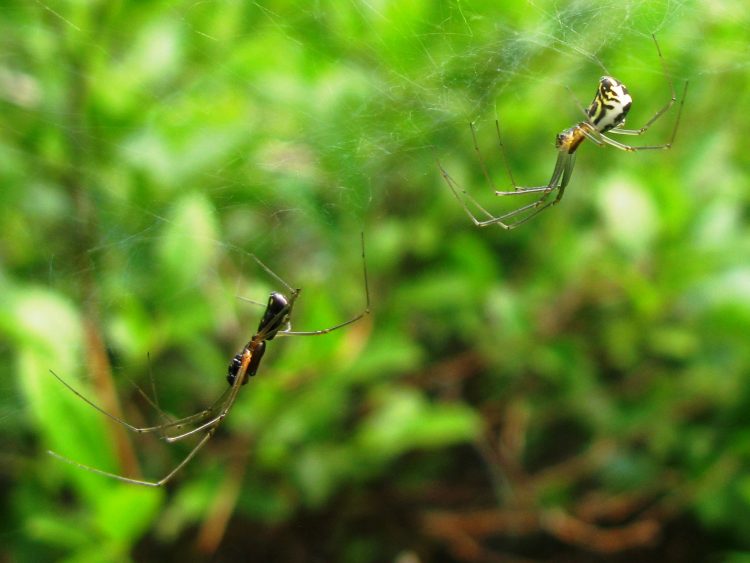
[2,0,750,561]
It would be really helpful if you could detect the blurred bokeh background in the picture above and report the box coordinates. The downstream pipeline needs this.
[2,1,750,561]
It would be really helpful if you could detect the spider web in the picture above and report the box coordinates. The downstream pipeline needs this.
[3,0,745,556]
[0,0,702,486]
[3,0,697,278]
[0,0,706,450]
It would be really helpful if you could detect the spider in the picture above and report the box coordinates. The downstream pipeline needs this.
[439,34,689,230]
[48,236,371,487]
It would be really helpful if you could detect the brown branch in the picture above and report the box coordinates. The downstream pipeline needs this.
[541,508,660,553]
[195,436,253,554]
[422,503,663,559]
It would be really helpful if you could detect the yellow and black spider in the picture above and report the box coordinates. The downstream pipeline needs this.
[440,35,688,230]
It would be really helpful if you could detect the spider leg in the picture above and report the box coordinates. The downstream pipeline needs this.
[49,370,170,434]
[114,366,183,444]
[48,360,248,487]
[470,121,519,195]
[438,121,551,229]
[162,376,244,442]
[281,318,367,337]
[606,81,688,144]
[455,150,571,228]
[127,357,211,437]
[609,34,677,137]
[496,151,576,228]
[495,143,568,195]
[48,428,217,487]
[247,254,297,296]
[156,388,233,436]
[49,369,231,438]
[581,125,682,152]
[278,232,370,337]
[440,147,572,229]
[439,159,528,229]
[476,193,548,226]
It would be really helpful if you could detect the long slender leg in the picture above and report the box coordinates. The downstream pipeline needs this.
[474,119,553,196]
[247,254,296,296]
[136,358,231,441]
[439,148,571,229]
[155,350,252,442]
[615,34,677,136]
[481,193,557,224]
[494,142,568,196]
[495,152,576,228]
[471,121,501,192]
[437,122,499,225]
[48,361,248,486]
[49,369,232,438]
[280,233,371,337]
[439,160,530,229]
[50,370,174,434]
[157,389,233,435]
[162,385,241,442]
[579,126,672,152]
[48,429,216,487]
[605,81,687,147]
[122,367,192,441]
[494,120,518,189]
[439,158,498,225]
[49,418,228,487]
[494,150,567,200]
[441,118,574,229]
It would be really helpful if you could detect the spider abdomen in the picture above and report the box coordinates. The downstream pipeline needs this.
[587,76,632,133]
[226,340,268,386]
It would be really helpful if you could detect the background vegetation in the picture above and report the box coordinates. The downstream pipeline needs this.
[2,1,749,561]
